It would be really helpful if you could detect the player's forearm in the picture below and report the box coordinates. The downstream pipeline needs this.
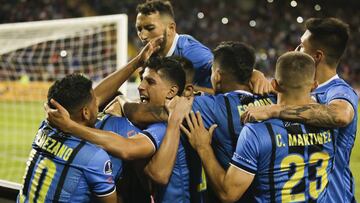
[197,145,230,200]
[124,102,168,127]
[276,103,351,128]
[94,57,140,107]
[144,119,181,185]
[66,121,131,158]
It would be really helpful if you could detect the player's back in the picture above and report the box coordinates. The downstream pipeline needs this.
[192,90,276,169]
[312,76,358,202]
[18,121,115,203]
[232,119,336,202]
[192,90,276,203]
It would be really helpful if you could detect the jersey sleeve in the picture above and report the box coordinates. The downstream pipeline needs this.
[192,96,216,129]
[182,39,213,72]
[97,115,140,138]
[326,84,358,111]
[230,125,260,175]
[182,37,213,87]
[83,149,116,197]
[141,122,167,150]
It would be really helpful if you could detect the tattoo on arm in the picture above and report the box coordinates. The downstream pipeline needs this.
[146,105,168,122]
[278,104,339,128]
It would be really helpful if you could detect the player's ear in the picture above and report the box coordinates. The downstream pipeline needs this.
[271,78,282,93]
[183,84,194,97]
[81,106,91,122]
[313,49,324,67]
[166,85,179,100]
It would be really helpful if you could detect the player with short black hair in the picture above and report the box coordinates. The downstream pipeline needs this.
[135,0,213,88]
[18,74,117,203]
[212,41,255,86]
[301,17,350,66]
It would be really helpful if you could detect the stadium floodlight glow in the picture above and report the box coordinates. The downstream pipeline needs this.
[260,53,267,60]
[60,50,67,57]
[197,12,204,19]
[314,4,321,11]
[297,16,304,23]
[267,0,274,3]
[249,20,256,27]
[290,0,297,7]
[221,17,229,25]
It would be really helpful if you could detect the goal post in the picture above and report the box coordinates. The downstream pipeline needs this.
[0,14,128,197]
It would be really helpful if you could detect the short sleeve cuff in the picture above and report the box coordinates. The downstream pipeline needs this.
[94,186,116,197]
[230,160,256,175]
[140,131,157,151]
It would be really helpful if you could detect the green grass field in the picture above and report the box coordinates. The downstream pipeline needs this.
[1,101,359,199]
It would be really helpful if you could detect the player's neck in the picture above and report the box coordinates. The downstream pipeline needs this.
[220,83,251,94]
[277,92,313,106]
[160,33,176,57]
[316,63,337,85]
[71,115,94,128]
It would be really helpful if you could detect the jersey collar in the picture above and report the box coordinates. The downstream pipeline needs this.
[166,33,179,57]
[316,74,339,89]
[227,90,253,96]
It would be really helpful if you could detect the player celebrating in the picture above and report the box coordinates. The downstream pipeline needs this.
[242,17,358,203]
[136,0,212,88]
[122,41,277,202]
[18,74,117,203]
[46,57,195,203]
[135,0,272,94]
[183,52,336,202]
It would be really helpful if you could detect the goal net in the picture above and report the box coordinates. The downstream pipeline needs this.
[0,14,128,188]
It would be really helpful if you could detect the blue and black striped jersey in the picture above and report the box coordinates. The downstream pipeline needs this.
[231,119,336,202]
[192,90,276,203]
[312,75,358,203]
[18,121,115,203]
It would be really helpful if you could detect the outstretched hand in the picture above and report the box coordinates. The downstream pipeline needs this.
[180,111,217,151]
[44,99,73,132]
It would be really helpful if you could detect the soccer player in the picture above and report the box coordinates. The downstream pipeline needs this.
[18,74,117,203]
[135,0,272,94]
[242,18,358,203]
[46,57,194,203]
[122,41,277,202]
[135,0,212,88]
[183,51,336,202]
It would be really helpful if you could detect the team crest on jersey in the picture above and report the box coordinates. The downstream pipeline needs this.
[104,160,113,175]
[127,130,137,137]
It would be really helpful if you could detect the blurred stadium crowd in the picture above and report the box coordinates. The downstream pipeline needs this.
[0,0,359,88]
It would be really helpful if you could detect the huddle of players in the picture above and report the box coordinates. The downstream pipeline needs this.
[18,1,357,203]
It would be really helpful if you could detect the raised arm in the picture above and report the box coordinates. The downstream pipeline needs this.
[95,36,163,106]
[45,99,155,160]
[181,112,253,202]
[144,96,193,185]
[242,99,354,128]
